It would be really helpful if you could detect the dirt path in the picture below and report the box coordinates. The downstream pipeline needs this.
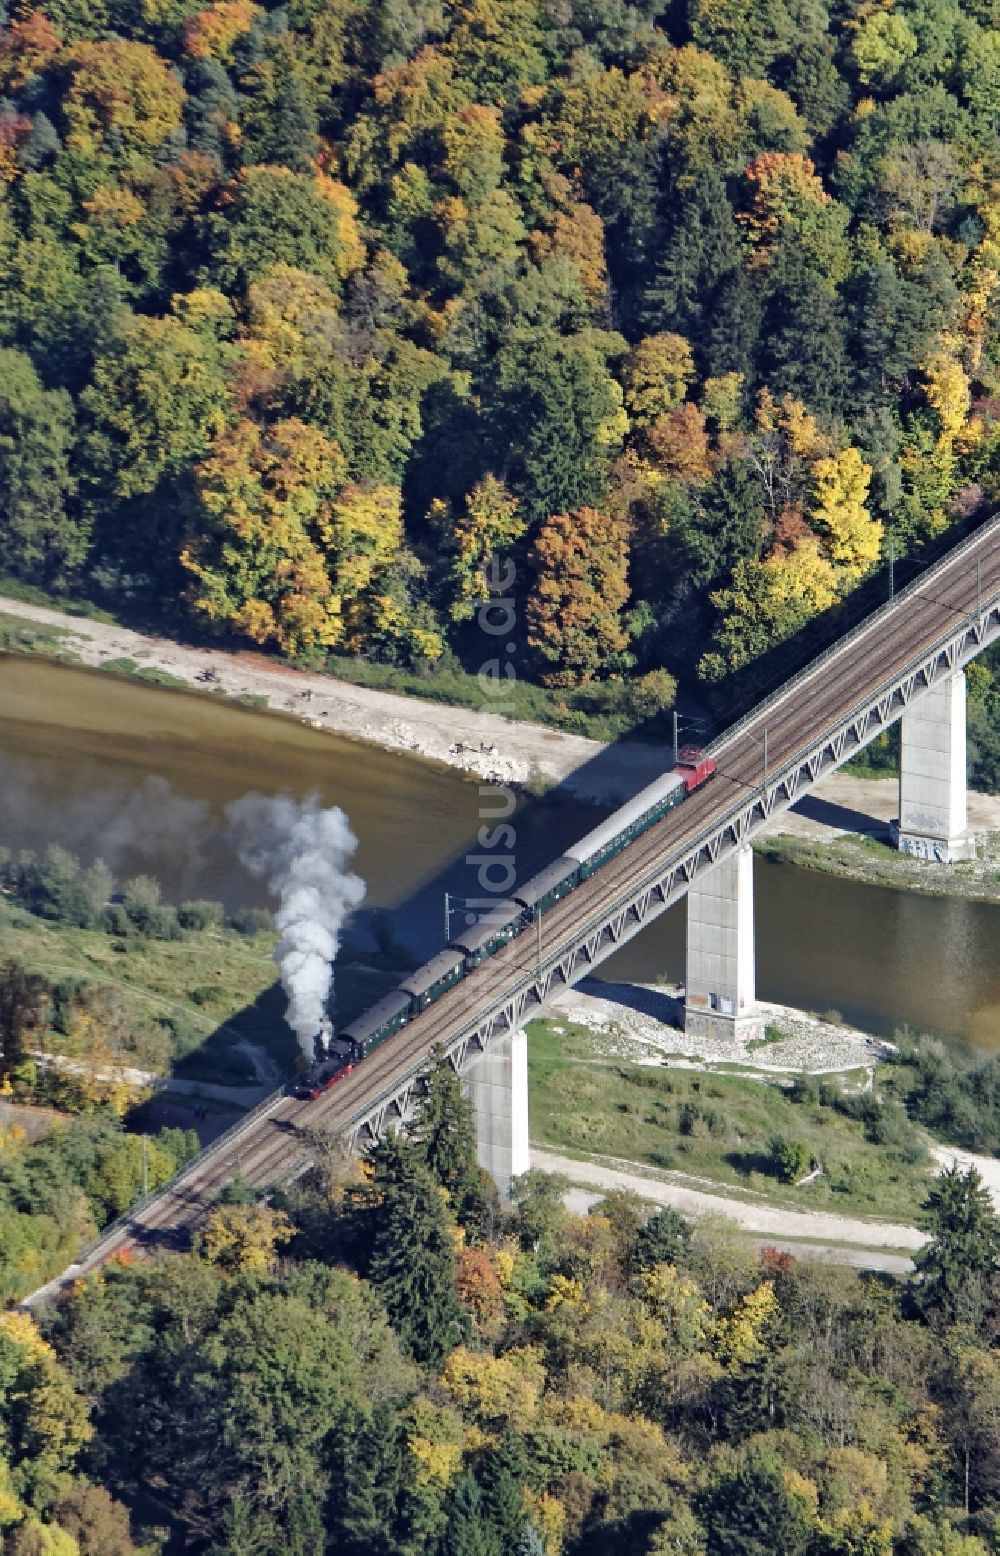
[531,1148,927,1256]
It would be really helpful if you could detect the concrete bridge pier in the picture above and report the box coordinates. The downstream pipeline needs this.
[894,671,976,863]
[684,846,765,1042]
[463,1029,530,1198]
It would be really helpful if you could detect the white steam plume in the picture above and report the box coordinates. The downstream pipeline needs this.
[226,793,366,1058]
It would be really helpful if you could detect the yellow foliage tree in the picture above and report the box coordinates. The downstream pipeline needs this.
[654,45,742,174]
[645,403,713,485]
[443,474,525,621]
[185,419,344,651]
[60,40,186,154]
[545,1273,588,1314]
[922,336,972,443]
[809,446,881,583]
[523,1488,566,1556]
[0,1312,93,1486]
[200,1203,293,1273]
[820,1446,891,1518]
[529,196,609,311]
[13,1520,80,1554]
[819,1502,894,1556]
[623,333,695,427]
[332,483,407,649]
[702,372,744,432]
[714,1280,778,1368]
[238,264,340,408]
[0,12,62,95]
[314,173,366,283]
[748,389,832,517]
[642,1264,715,1352]
[0,1458,22,1530]
[439,1345,546,1430]
[526,505,631,688]
[441,103,505,202]
[183,0,261,62]
[405,1397,465,1493]
[740,152,848,279]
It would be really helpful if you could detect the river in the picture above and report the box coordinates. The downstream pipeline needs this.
[2,655,999,1050]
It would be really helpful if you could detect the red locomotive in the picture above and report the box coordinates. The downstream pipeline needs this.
[672,745,718,792]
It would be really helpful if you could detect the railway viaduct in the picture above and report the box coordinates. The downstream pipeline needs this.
[22,515,1000,1305]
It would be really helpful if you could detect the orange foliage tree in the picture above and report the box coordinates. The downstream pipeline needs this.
[526,506,630,687]
[59,40,187,154]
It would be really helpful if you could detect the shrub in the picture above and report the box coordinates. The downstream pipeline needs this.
[122,875,162,934]
[51,977,86,1034]
[789,1075,819,1106]
[190,984,227,1007]
[178,899,225,931]
[635,1206,692,1268]
[768,1135,812,1183]
[102,903,131,937]
[15,845,111,928]
[866,1099,913,1149]
[229,906,272,936]
[148,904,181,941]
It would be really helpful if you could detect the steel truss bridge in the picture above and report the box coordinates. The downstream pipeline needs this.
[23,514,1000,1301]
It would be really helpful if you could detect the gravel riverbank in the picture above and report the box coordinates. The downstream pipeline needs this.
[0,596,665,803]
[4,593,998,835]
[551,980,891,1074]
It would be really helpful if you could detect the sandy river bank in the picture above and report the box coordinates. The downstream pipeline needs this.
[4,594,999,833]
[0,596,666,802]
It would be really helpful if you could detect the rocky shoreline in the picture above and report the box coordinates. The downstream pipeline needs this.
[552,979,892,1075]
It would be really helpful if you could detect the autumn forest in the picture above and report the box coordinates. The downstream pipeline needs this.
[0,0,997,702]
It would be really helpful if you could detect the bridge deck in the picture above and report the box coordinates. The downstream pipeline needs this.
[27,517,1000,1297]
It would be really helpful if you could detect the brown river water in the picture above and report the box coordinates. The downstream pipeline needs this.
[2,655,999,1050]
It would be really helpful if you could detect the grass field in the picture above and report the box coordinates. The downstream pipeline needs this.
[0,899,404,1086]
[0,611,79,659]
[527,1018,934,1222]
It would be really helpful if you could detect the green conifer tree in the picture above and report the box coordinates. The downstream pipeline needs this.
[913,1164,1000,1326]
[643,171,742,341]
[478,1435,529,1550]
[408,1052,480,1198]
[368,1134,469,1367]
[696,1451,812,1556]
[439,1475,501,1556]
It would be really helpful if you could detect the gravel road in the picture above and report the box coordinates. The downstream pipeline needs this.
[532,1148,928,1258]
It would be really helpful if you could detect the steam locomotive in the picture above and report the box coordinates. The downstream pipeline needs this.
[293,748,716,1101]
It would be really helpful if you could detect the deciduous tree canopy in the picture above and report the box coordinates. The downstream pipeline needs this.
[0,0,995,713]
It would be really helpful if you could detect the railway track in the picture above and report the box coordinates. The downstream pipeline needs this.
[30,517,1000,1296]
